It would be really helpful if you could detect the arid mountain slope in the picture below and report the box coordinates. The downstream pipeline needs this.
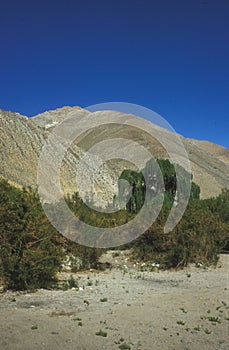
[0,107,228,201]
[0,108,117,206]
[189,139,229,165]
[0,110,44,188]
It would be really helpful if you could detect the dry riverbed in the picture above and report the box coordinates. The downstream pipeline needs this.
[0,253,228,350]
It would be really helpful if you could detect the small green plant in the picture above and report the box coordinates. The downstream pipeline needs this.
[95,329,107,337]
[100,320,107,325]
[78,321,83,326]
[31,325,38,330]
[73,317,82,321]
[119,343,131,350]
[176,320,185,325]
[62,275,78,290]
[207,316,221,323]
[100,297,108,302]
[61,282,69,291]
[204,328,211,334]
[180,307,188,313]
[186,274,191,278]
[68,275,78,289]
[87,279,93,286]
[194,325,200,331]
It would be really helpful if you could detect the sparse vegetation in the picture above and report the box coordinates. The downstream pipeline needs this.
[118,342,131,350]
[100,297,108,302]
[207,316,221,323]
[95,329,107,337]
[176,320,185,325]
[68,275,78,289]
[180,307,188,313]
[31,325,38,330]
[204,328,212,334]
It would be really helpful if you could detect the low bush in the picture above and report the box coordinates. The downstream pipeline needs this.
[131,202,228,268]
[0,179,64,290]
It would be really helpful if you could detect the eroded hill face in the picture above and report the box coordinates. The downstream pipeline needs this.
[0,107,228,203]
[189,139,229,165]
[0,108,118,206]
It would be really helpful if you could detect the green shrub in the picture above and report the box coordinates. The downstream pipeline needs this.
[0,179,64,290]
[130,195,227,268]
[100,297,108,302]
[65,243,104,270]
[95,329,107,337]
[67,275,78,289]
[119,343,131,350]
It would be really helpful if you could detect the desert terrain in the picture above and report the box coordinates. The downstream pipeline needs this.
[0,252,228,350]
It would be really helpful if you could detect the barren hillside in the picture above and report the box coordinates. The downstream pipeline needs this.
[0,107,228,200]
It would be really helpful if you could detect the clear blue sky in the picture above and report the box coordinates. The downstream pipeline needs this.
[0,0,228,148]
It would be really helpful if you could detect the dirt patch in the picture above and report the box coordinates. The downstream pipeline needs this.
[0,254,228,350]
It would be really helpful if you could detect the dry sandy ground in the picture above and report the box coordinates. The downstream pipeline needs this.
[0,254,228,350]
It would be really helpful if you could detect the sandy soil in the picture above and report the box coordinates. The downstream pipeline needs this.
[0,253,228,350]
